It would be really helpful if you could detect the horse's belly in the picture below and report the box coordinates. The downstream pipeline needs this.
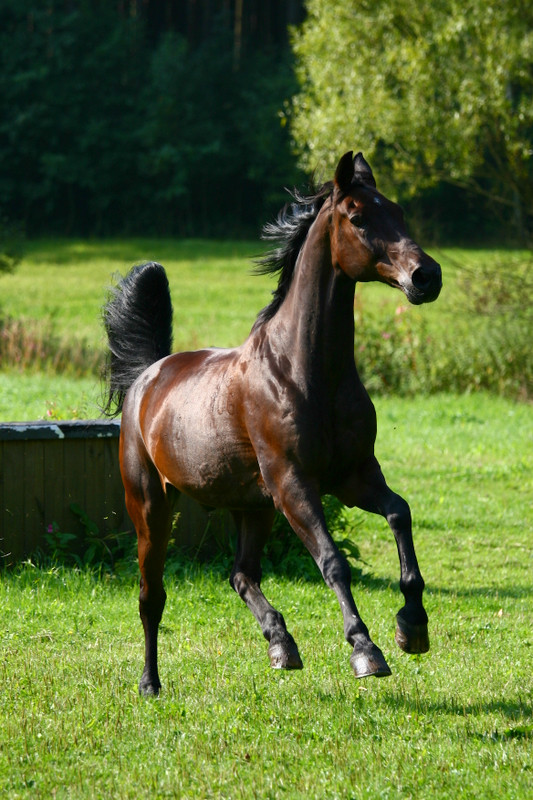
[173,445,270,508]
[149,411,270,509]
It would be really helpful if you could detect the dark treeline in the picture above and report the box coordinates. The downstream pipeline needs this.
[1,1,523,242]
[0,1,306,237]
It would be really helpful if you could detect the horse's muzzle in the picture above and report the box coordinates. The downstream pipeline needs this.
[406,261,442,305]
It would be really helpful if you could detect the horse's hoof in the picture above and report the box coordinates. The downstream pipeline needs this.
[268,640,303,670]
[395,612,429,654]
[139,674,161,697]
[350,643,391,678]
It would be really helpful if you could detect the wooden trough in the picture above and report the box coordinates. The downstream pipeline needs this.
[0,420,235,566]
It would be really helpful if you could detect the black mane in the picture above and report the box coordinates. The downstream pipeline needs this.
[252,181,333,329]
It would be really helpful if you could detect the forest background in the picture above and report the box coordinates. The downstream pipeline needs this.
[1,0,532,245]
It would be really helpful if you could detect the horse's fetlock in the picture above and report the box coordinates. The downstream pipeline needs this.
[400,572,425,600]
[347,625,372,649]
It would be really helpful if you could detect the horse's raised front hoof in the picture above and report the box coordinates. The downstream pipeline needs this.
[350,642,392,678]
[395,612,430,654]
[268,640,303,670]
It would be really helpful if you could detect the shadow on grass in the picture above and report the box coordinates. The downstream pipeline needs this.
[27,239,258,266]
[380,690,532,726]
[424,583,533,600]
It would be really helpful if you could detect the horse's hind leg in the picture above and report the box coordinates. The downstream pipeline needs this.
[336,456,429,655]
[230,508,303,670]
[122,456,174,696]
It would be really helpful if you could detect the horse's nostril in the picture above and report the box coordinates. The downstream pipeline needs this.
[411,267,433,291]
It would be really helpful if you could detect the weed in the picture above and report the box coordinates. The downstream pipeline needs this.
[40,504,135,572]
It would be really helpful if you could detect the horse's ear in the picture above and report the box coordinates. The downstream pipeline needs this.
[353,152,377,188]
[334,151,355,194]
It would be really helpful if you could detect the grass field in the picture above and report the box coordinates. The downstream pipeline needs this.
[1,392,532,799]
[1,238,526,352]
[0,238,531,420]
[1,239,531,796]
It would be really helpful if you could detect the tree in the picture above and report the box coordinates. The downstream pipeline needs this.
[291,0,533,240]
[0,1,306,237]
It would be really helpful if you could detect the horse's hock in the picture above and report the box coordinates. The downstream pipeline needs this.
[0,420,233,565]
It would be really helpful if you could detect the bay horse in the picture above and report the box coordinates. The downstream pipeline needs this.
[103,152,442,696]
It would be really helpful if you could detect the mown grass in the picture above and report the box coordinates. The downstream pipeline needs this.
[0,238,268,352]
[0,372,101,422]
[1,393,531,799]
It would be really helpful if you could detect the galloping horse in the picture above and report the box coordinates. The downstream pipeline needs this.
[103,152,442,695]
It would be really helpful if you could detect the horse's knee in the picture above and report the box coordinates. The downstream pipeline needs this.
[320,550,351,590]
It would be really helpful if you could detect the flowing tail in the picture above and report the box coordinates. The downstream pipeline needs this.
[102,262,173,416]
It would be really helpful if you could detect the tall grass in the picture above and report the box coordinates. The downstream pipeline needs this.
[353,249,533,399]
[0,314,102,376]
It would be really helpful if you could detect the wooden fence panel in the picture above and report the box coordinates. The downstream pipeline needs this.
[0,420,235,566]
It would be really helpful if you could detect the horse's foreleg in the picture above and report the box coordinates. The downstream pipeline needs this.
[230,508,303,669]
[124,474,174,696]
[336,456,429,655]
[271,477,391,678]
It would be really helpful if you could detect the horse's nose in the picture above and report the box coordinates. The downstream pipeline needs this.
[412,264,437,291]
[411,261,442,302]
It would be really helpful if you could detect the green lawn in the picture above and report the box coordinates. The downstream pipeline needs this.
[0,372,102,422]
[1,392,531,799]
[0,238,270,352]
[1,240,531,795]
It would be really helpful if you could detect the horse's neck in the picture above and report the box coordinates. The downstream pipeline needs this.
[268,212,357,386]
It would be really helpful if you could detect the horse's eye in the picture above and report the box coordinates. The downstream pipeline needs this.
[350,214,366,229]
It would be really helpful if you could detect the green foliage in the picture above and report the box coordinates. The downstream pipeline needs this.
[354,252,533,398]
[42,504,135,572]
[265,496,362,579]
[31,496,361,583]
[140,28,304,235]
[0,3,302,237]
[292,0,533,240]
[0,217,24,273]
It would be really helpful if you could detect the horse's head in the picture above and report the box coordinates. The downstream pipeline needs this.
[330,151,442,304]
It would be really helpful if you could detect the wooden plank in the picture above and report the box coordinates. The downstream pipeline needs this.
[1,440,25,564]
[0,420,234,563]
[84,436,106,533]
[102,436,131,532]
[43,439,66,535]
[22,440,45,555]
[62,437,85,530]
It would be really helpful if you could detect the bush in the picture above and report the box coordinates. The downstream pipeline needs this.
[0,217,24,273]
[354,254,532,400]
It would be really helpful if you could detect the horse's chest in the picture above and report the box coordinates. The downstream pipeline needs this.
[320,390,377,482]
